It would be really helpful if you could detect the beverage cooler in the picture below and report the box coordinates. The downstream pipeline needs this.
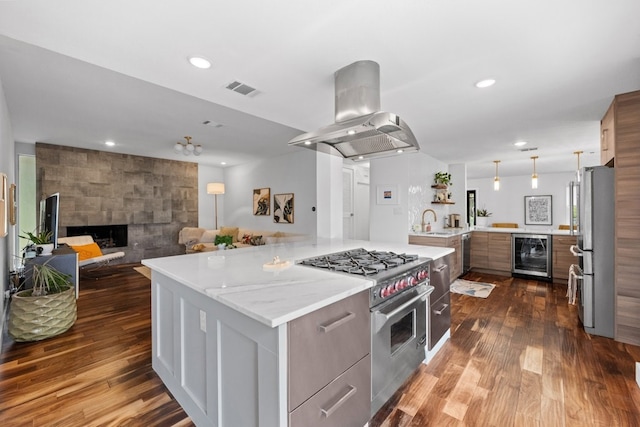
[512,234,552,280]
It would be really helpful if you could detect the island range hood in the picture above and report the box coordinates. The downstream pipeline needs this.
[288,60,420,161]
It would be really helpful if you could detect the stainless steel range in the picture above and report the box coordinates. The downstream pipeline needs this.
[297,248,434,416]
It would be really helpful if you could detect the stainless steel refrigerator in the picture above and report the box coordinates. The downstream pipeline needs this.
[570,166,615,337]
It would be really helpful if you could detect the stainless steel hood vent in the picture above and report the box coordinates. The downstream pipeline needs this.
[288,60,420,161]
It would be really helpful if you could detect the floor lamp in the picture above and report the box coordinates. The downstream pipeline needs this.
[207,182,225,230]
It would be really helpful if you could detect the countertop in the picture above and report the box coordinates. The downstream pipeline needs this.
[409,227,572,238]
[142,238,453,328]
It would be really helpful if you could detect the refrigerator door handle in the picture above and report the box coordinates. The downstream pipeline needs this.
[570,245,583,257]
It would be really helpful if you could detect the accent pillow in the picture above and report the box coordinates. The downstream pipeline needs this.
[250,235,264,246]
[214,234,233,246]
[241,233,252,245]
[71,242,103,261]
[219,226,239,243]
[200,230,219,243]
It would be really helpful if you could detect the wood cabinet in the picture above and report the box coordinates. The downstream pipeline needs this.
[552,235,576,283]
[611,90,640,346]
[600,101,615,166]
[469,231,511,274]
[470,231,489,270]
[409,234,461,281]
[488,233,511,272]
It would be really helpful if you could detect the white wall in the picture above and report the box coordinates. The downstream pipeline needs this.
[0,75,16,344]
[223,150,318,236]
[468,171,576,232]
[370,152,450,243]
[198,164,225,230]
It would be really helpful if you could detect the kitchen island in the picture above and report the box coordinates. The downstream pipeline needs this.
[142,238,453,427]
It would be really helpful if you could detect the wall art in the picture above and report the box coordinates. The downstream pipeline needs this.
[253,188,270,215]
[524,195,552,225]
[376,185,399,205]
[273,193,294,224]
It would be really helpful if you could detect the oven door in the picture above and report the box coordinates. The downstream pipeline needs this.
[370,285,431,415]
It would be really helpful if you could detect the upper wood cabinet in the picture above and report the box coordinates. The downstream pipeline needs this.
[600,101,615,166]
[612,90,640,346]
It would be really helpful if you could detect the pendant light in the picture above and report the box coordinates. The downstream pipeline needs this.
[531,156,539,189]
[574,150,583,181]
[493,160,501,191]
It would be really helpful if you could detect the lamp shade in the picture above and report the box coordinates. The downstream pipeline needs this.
[207,182,225,195]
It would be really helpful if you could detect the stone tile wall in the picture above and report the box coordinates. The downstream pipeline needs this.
[36,143,198,262]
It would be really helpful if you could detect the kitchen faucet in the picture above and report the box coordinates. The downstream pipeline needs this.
[421,209,437,232]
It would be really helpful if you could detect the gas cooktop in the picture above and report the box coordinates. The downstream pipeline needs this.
[297,248,428,280]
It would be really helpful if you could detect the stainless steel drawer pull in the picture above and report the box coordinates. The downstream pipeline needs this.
[320,385,357,418]
[434,303,449,315]
[319,312,355,333]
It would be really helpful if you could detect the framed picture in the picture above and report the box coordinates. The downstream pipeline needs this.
[253,188,270,215]
[524,195,552,225]
[273,193,294,224]
[9,183,16,225]
[376,185,399,205]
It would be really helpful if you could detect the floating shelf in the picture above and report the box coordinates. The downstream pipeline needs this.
[432,201,455,204]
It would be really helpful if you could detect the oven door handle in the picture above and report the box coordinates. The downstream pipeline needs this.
[373,290,429,332]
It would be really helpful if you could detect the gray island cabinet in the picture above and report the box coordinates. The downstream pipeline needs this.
[143,239,453,427]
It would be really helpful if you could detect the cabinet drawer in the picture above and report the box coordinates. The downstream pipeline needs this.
[288,291,370,411]
[289,355,371,427]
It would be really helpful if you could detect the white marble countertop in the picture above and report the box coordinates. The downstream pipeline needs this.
[409,227,571,238]
[142,238,453,328]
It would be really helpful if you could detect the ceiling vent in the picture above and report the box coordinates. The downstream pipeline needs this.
[202,120,223,128]
[226,81,257,96]
[519,147,538,152]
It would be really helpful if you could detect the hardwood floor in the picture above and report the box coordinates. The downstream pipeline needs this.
[0,264,193,427]
[370,272,640,427]
[1,267,639,426]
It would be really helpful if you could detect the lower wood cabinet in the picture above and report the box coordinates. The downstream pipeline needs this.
[470,231,511,274]
[553,235,576,283]
[409,234,461,281]
[488,233,511,272]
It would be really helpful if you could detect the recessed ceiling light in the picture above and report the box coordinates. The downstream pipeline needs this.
[514,141,527,147]
[397,149,404,153]
[188,56,211,69]
[105,141,115,147]
[475,79,496,88]
[347,130,356,135]
[220,162,227,165]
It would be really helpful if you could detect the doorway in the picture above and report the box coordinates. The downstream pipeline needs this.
[466,190,476,228]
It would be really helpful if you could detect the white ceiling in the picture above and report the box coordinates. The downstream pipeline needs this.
[1,0,639,179]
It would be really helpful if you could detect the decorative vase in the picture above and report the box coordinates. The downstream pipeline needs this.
[8,287,77,342]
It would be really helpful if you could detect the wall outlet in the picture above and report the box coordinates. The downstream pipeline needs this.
[199,310,206,333]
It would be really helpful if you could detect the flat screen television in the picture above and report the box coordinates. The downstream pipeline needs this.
[39,193,60,248]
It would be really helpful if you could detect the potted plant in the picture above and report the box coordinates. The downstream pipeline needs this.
[8,259,77,342]
[20,230,54,256]
[476,207,492,227]
[433,172,453,188]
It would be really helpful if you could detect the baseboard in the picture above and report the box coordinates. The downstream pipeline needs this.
[423,330,451,364]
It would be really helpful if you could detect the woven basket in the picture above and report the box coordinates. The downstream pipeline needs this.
[8,287,77,342]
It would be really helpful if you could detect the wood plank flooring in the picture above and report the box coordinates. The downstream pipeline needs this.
[370,272,640,427]
[1,266,639,426]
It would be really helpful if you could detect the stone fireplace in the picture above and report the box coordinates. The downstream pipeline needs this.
[67,224,128,248]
